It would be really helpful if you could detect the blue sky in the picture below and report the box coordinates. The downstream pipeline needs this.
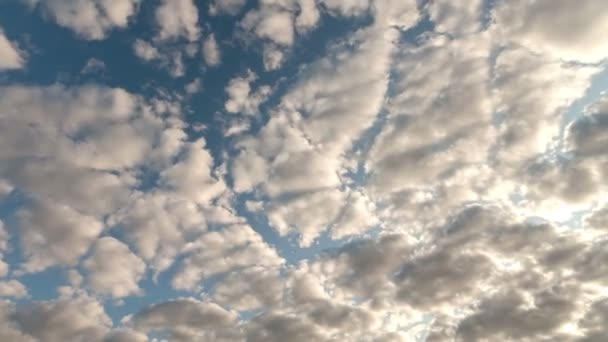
[0,0,607,341]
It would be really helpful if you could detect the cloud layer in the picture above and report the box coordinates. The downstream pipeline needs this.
[0,0,607,341]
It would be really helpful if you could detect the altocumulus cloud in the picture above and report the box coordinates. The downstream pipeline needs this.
[0,0,607,341]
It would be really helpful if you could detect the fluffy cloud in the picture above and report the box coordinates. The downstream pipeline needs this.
[515,96,608,220]
[13,294,112,342]
[428,0,483,35]
[267,189,345,246]
[28,0,140,40]
[1,1,608,341]
[330,190,379,239]
[262,44,285,71]
[131,298,237,341]
[132,39,188,78]
[133,39,160,61]
[0,84,202,274]
[155,0,200,42]
[0,28,24,70]
[17,200,105,272]
[0,301,35,342]
[212,266,283,311]
[295,0,320,33]
[172,224,284,290]
[83,237,145,298]
[231,4,416,244]
[493,0,608,62]
[0,280,27,298]
[224,71,271,115]
[241,5,295,46]
[492,47,597,166]
[290,206,608,340]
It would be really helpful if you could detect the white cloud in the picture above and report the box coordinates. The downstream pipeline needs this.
[155,0,200,42]
[0,180,13,199]
[262,44,285,71]
[0,85,173,217]
[108,192,208,272]
[203,34,221,67]
[428,0,483,35]
[491,47,597,166]
[30,0,140,40]
[230,5,420,245]
[133,40,189,78]
[0,28,24,70]
[241,6,295,46]
[224,71,271,115]
[17,200,105,272]
[1,2,607,341]
[268,189,345,246]
[0,280,27,298]
[0,84,200,274]
[330,190,379,239]
[159,138,226,204]
[185,78,202,94]
[295,0,320,32]
[83,237,146,298]
[172,224,284,290]
[368,33,494,197]
[493,0,608,63]
[133,39,160,61]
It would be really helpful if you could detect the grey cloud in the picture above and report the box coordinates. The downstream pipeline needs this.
[456,286,581,341]
[245,313,327,342]
[210,0,247,16]
[132,298,237,341]
[13,296,112,342]
[579,299,608,342]
[586,206,608,230]
[103,329,148,342]
[566,98,608,158]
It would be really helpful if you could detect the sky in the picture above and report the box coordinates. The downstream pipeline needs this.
[0,0,607,341]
